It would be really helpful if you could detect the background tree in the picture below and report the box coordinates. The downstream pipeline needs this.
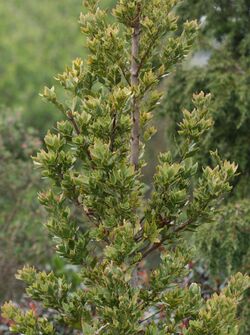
[192,199,250,335]
[0,110,49,301]
[2,1,249,334]
[161,1,250,334]
[162,0,250,197]
[0,110,84,305]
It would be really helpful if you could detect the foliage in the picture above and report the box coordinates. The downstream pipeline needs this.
[197,199,250,279]
[162,0,250,197]
[0,296,80,335]
[2,1,249,334]
[0,110,50,301]
[195,199,250,335]
[161,2,250,334]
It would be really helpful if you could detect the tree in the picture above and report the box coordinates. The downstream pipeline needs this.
[194,199,250,335]
[2,1,249,334]
[161,2,250,334]
[162,0,250,197]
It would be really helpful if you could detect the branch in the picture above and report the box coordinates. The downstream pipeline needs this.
[119,63,131,86]
[140,240,165,260]
[67,110,81,135]
[51,99,92,163]
[134,215,171,243]
[173,219,192,234]
[139,310,161,324]
[95,323,109,335]
[140,216,205,260]
[173,198,214,234]
[56,170,110,244]
[72,191,110,245]
[137,28,161,74]
[109,111,117,152]
[67,110,93,162]
[139,218,181,259]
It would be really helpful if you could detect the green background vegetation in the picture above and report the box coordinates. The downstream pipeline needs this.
[0,0,114,131]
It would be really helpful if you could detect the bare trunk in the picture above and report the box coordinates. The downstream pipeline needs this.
[130,5,141,170]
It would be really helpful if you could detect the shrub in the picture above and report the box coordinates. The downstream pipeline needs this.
[2,1,249,334]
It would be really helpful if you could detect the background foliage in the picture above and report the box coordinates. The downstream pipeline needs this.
[0,0,114,131]
[0,110,49,301]
[163,0,250,196]
[162,1,250,334]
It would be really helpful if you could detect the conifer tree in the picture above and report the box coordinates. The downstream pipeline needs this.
[162,0,250,196]
[160,2,250,334]
[2,1,249,334]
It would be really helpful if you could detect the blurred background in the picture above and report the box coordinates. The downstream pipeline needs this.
[0,0,249,334]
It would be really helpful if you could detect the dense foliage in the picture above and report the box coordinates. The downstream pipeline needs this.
[0,111,49,301]
[0,0,115,302]
[162,0,250,197]
[197,200,250,280]
[2,1,249,334]
[162,1,250,334]
[195,199,250,335]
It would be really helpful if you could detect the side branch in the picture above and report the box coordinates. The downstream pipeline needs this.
[137,28,160,74]
[110,111,117,152]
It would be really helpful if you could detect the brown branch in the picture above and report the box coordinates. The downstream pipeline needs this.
[137,28,161,74]
[109,111,117,152]
[140,216,203,260]
[119,63,131,86]
[66,110,93,162]
[139,310,161,324]
[134,216,146,242]
[173,219,192,234]
[56,170,110,245]
[138,218,179,259]
[140,240,165,260]
[139,219,191,260]
[130,3,141,170]
[71,190,110,245]
[67,110,81,135]
[134,215,171,243]
[173,198,214,234]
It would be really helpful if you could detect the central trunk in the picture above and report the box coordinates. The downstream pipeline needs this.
[130,5,141,170]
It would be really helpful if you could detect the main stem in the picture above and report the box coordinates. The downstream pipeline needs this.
[130,5,141,170]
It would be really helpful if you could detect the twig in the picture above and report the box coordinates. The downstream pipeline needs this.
[139,310,161,324]
[119,64,131,86]
[95,323,109,334]
[67,110,93,162]
[109,111,117,152]
[140,240,165,260]
[67,110,81,135]
[137,28,161,74]
[173,219,192,233]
